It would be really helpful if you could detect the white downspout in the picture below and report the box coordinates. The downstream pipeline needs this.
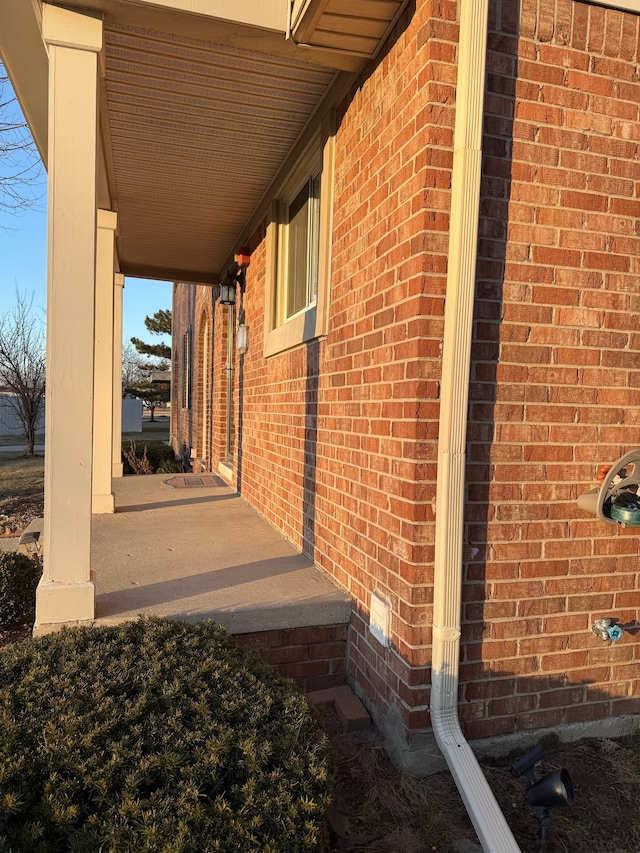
[430,2,521,851]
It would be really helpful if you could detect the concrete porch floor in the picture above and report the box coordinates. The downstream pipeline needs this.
[91,474,350,634]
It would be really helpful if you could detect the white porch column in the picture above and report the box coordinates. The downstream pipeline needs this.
[112,274,125,478]
[36,4,102,631]
[92,210,118,513]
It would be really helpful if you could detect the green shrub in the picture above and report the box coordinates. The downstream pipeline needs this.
[121,440,176,474]
[0,618,331,852]
[0,552,41,630]
[155,456,183,474]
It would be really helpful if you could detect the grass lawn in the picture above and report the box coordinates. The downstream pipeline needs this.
[0,420,171,531]
[0,433,45,448]
[0,453,44,502]
[0,453,45,538]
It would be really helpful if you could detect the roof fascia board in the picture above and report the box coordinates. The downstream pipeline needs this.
[130,0,288,32]
[123,264,219,284]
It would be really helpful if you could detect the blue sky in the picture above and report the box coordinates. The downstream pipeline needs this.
[0,73,172,354]
[0,203,172,353]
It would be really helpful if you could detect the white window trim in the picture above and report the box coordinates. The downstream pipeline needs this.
[263,111,335,358]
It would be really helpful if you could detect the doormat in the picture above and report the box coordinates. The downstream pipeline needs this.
[163,475,227,489]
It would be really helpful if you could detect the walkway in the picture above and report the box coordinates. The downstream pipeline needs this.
[92,473,350,634]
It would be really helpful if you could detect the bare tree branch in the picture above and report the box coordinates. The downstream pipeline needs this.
[0,291,46,455]
[122,343,152,387]
[121,343,170,422]
[0,63,44,213]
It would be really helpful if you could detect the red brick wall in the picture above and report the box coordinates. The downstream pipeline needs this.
[320,0,457,736]
[235,625,347,693]
[172,284,215,468]
[172,0,640,763]
[462,0,640,740]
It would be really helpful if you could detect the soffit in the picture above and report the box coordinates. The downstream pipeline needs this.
[103,22,337,282]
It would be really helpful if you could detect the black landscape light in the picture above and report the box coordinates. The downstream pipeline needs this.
[511,744,574,853]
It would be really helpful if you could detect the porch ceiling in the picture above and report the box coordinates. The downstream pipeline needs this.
[1,1,411,285]
[102,22,337,283]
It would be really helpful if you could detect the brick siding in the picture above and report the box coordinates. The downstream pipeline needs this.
[172,0,640,761]
[465,0,640,739]
[234,625,347,693]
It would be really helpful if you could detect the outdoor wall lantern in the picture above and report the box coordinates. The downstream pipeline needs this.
[217,248,250,307]
[512,744,574,853]
[218,275,237,306]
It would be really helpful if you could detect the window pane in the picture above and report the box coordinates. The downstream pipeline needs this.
[287,184,309,319]
[308,173,321,305]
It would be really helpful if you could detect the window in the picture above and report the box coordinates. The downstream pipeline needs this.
[264,112,335,357]
[181,327,191,409]
[286,173,321,320]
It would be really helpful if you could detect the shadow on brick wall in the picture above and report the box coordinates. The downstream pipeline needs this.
[465,0,520,674]
[236,349,245,493]
[303,341,320,559]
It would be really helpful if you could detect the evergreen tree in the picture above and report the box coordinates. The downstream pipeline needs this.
[126,309,171,421]
[131,308,171,361]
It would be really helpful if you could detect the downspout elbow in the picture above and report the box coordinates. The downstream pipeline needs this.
[431,707,520,852]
